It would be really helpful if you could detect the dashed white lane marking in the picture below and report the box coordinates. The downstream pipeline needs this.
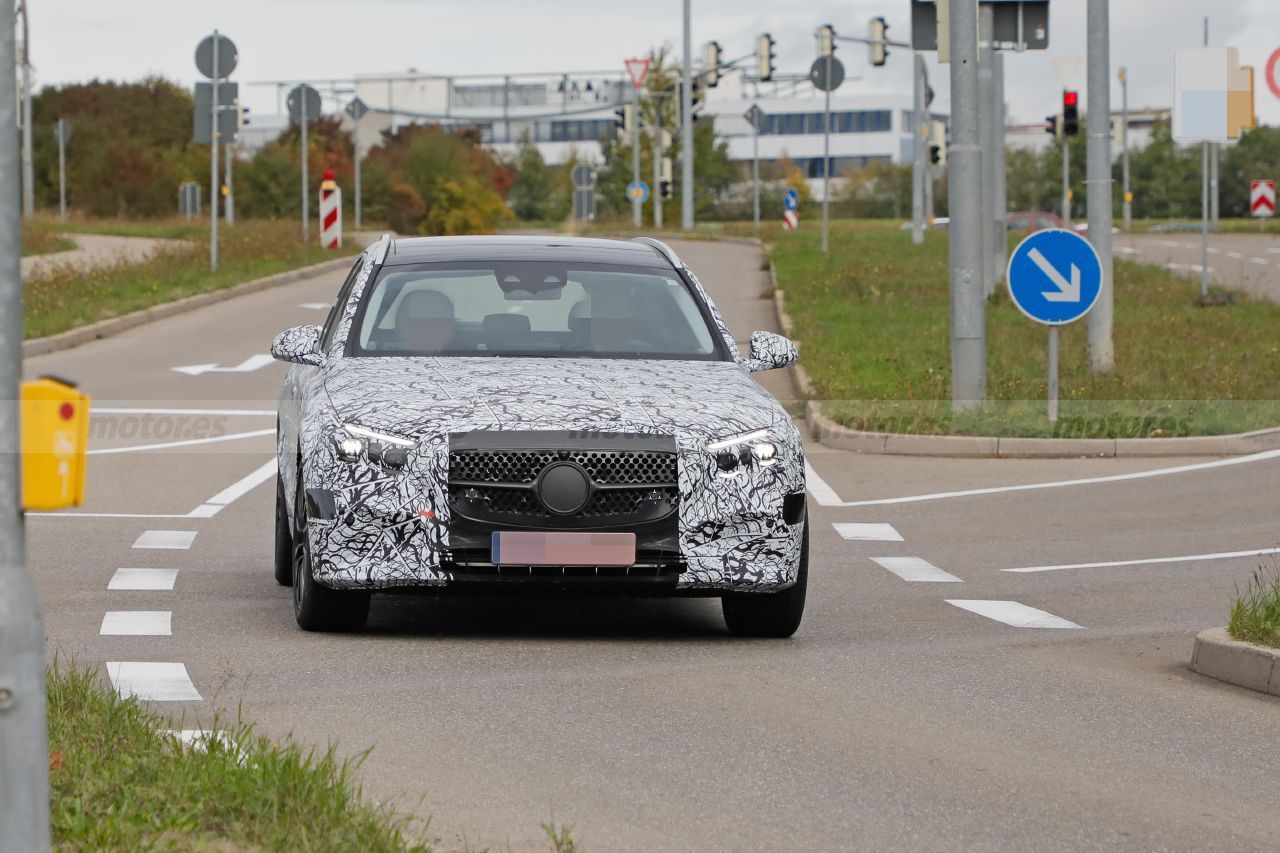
[805,460,847,506]
[946,600,1082,629]
[167,729,236,751]
[872,556,963,582]
[190,459,278,518]
[172,354,275,376]
[88,428,275,456]
[108,568,178,591]
[32,512,195,520]
[1249,256,1271,266]
[1165,262,1213,273]
[299,302,331,310]
[1114,246,1138,255]
[1226,251,1244,259]
[828,449,1280,507]
[1207,247,1220,255]
[91,407,275,416]
[1004,546,1280,574]
[834,522,903,542]
[133,531,196,550]
[106,662,202,701]
[100,611,172,636]
[1267,248,1280,255]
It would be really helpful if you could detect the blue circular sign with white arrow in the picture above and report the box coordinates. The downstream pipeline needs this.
[784,188,799,211]
[1006,228,1103,326]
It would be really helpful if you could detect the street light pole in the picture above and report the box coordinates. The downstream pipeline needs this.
[680,0,694,231]
[911,53,926,246]
[1086,0,1115,371]
[0,0,51,845]
[209,30,220,272]
[18,2,33,218]
[1120,67,1131,232]
[752,106,760,231]
[977,4,994,296]
[948,0,986,411]
[631,80,642,228]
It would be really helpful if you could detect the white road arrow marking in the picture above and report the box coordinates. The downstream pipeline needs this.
[1028,248,1081,302]
[299,302,331,310]
[172,354,275,376]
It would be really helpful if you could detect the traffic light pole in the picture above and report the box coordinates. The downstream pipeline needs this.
[1120,67,1131,232]
[947,0,986,411]
[992,51,1007,287]
[210,31,220,271]
[653,104,664,230]
[1085,0,1114,371]
[1061,138,1070,227]
[911,53,926,246]
[224,141,235,225]
[680,0,694,231]
[632,83,642,228]
[0,1,51,846]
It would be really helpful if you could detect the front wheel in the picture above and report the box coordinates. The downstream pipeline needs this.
[292,479,370,632]
[721,515,808,638]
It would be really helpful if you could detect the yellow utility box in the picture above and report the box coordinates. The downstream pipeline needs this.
[21,376,90,510]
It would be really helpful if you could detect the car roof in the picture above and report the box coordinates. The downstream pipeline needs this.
[379,235,676,268]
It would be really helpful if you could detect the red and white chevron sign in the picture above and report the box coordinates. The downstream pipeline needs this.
[1251,180,1276,218]
[319,169,343,248]
[782,209,798,230]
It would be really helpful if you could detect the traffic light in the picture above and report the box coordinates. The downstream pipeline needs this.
[703,41,723,87]
[929,145,941,165]
[680,78,703,125]
[928,120,947,167]
[237,101,250,128]
[1045,114,1061,140]
[614,103,634,143]
[868,17,888,67]
[818,24,836,58]
[659,156,673,199]
[756,33,776,82]
[1062,90,1080,137]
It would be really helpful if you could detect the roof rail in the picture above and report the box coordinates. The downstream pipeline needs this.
[630,236,685,271]
[372,233,393,264]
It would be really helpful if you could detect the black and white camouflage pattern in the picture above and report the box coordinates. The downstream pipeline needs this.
[275,241,805,593]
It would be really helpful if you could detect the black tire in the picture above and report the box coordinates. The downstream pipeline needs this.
[292,478,370,632]
[721,514,809,638]
[273,475,294,587]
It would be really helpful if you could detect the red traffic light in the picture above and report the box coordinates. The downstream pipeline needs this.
[1063,90,1078,107]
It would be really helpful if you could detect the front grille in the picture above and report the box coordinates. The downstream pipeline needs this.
[447,437,679,529]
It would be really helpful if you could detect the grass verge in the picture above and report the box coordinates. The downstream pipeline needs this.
[43,215,209,241]
[24,219,342,339]
[1228,567,1280,649]
[770,220,1280,438]
[48,660,430,851]
[22,219,76,256]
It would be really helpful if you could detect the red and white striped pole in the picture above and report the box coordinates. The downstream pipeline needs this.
[319,168,342,249]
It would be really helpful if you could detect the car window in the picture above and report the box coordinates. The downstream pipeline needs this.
[350,261,722,360]
[1035,216,1058,230]
[1008,215,1029,231]
[319,257,365,351]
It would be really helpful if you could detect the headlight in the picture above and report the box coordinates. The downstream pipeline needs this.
[334,423,416,468]
[705,428,778,474]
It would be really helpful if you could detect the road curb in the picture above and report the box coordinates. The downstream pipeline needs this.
[769,279,1280,458]
[1190,627,1280,696]
[23,256,353,358]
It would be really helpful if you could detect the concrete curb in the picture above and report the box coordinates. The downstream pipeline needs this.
[1190,627,1280,697]
[769,278,1280,458]
[23,256,354,358]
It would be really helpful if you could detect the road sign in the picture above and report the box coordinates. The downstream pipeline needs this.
[345,97,369,120]
[784,188,799,211]
[288,85,323,122]
[625,58,651,90]
[744,105,767,133]
[809,56,844,92]
[1007,229,1103,326]
[627,180,650,204]
[783,210,798,230]
[1173,47,1256,142]
[55,119,71,145]
[571,163,597,190]
[195,34,238,79]
[1267,48,1280,100]
[193,82,239,143]
[911,1,1049,53]
[1251,180,1276,217]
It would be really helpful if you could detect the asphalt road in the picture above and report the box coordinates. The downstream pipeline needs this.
[26,237,1280,851]
[1114,232,1280,301]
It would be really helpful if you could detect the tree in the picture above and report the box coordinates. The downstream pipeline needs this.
[1220,124,1280,217]
[507,129,561,222]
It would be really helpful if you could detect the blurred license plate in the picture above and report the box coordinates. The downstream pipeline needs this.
[491,531,636,566]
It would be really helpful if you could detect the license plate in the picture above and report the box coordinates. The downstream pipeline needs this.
[491,531,636,566]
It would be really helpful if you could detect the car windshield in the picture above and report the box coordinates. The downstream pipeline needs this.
[349,261,723,360]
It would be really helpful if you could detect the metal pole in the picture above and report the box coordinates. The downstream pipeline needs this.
[0,0,50,845]
[631,81,641,228]
[1086,0,1114,371]
[224,139,234,225]
[911,53,926,246]
[19,3,33,218]
[752,107,760,231]
[654,105,664,229]
[1210,142,1219,226]
[1047,326,1059,423]
[680,0,694,231]
[977,4,994,295]
[948,0,986,411]
[821,81,830,254]
[1201,141,1210,299]
[57,119,66,221]
[1061,138,1070,226]
[1121,67,1131,231]
[301,94,309,243]
[992,50,1007,285]
[210,31,220,272]
[354,119,362,230]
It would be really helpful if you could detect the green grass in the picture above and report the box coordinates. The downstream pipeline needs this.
[21,219,76,256]
[50,215,209,240]
[24,219,341,339]
[1228,567,1280,648]
[48,660,432,851]
[770,220,1280,437]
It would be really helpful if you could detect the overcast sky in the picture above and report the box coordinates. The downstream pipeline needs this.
[28,0,1280,126]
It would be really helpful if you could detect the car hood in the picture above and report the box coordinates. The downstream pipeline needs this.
[320,356,786,442]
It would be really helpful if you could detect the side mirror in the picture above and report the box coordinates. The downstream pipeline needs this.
[745,330,797,373]
[271,325,324,367]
